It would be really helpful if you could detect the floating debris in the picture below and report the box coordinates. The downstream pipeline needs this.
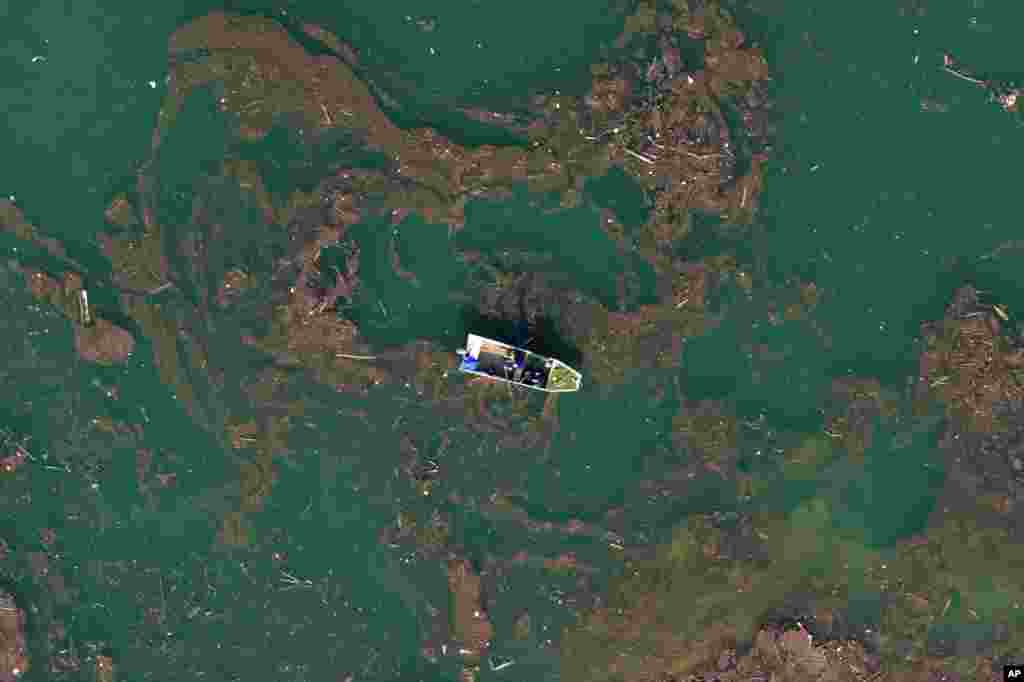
[447,558,493,664]
[74,319,135,365]
[622,147,656,165]
[278,570,314,591]
[95,654,115,682]
[334,352,378,361]
[488,656,515,672]
[77,289,92,326]
[917,285,1024,432]
[942,52,1021,116]
[0,590,28,680]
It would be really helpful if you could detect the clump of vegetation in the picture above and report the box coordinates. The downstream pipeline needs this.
[411,342,457,401]
[460,373,533,428]
[98,194,168,294]
[103,193,140,229]
[161,12,545,231]
[223,158,275,222]
[215,268,252,308]
[587,0,771,244]
[1,202,137,366]
[571,301,703,386]
[219,414,288,548]
[122,297,197,409]
[255,302,387,392]
[95,654,115,682]
[547,364,579,391]
[447,559,494,669]
[393,509,450,555]
[0,200,41,243]
[672,400,737,464]
[822,378,898,458]
[562,479,1024,682]
[0,589,30,680]
[918,285,1024,432]
[74,319,136,366]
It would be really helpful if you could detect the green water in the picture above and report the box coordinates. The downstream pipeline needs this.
[3,0,1024,679]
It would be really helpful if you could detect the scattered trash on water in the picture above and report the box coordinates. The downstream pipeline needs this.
[90,377,119,400]
[77,289,92,326]
[405,15,437,33]
[941,52,1021,115]
[278,570,314,591]
[334,352,378,361]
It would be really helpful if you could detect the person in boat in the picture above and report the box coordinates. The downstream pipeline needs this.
[942,52,1021,117]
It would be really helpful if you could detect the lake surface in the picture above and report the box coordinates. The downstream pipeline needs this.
[2,0,1024,679]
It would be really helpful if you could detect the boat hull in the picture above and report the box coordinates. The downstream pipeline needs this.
[457,334,582,393]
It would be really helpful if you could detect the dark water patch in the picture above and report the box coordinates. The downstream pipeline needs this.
[229,287,280,340]
[761,589,887,649]
[678,304,838,412]
[622,29,661,66]
[732,322,832,430]
[343,216,467,348]
[830,416,944,548]
[584,165,651,228]
[927,621,1005,658]
[647,477,743,534]
[256,0,628,123]
[675,211,757,266]
[844,590,887,641]
[0,0,174,260]
[154,86,230,197]
[716,96,753,183]
[456,309,584,370]
[0,224,137,321]
[215,4,535,148]
[200,173,288,288]
[116,351,234,474]
[957,257,1024,336]
[455,310,533,351]
[741,414,944,549]
[621,253,661,311]
[679,332,742,400]
[3,171,156,310]
[535,381,697,514]
[674,35,706,74]
[0,230,78,277]
[235,123,391,199]
[445,503,496,568]
[314,242,352,291]
[152,84,229,306]
[822,345,919,394]
[528,314,585,369]
[457,186,624,309]
[391,215,471,348]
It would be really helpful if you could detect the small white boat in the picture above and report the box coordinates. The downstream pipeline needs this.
[456,333,582,393]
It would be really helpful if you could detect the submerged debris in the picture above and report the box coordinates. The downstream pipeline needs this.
[560,501,1020,681]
